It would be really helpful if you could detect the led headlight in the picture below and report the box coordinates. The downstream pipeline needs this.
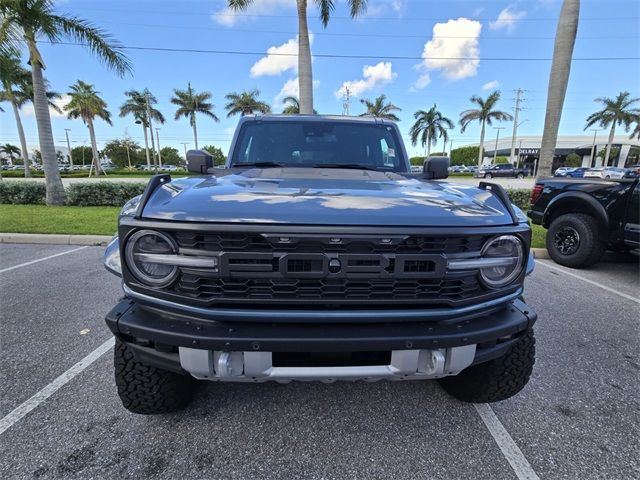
[125,230,179,287]
[479,235,525,288]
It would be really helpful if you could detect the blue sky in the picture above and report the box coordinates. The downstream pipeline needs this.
[1,0,639,158]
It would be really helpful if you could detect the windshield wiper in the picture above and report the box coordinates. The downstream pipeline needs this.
[232,162,286,168]
[313,163,380,171]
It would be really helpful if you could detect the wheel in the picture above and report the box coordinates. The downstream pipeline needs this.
[516,173,525,179]
[546,213,605,268]
[605,175,611,179]
[484,173,493,179]
[114,339,195,414]
[439,330,535,403]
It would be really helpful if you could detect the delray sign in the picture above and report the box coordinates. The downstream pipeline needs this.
[519,148,539,155]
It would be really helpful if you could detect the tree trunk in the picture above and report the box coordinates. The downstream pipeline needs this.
[11,100,31,178]
[478,120,486,167]
[426,133,432,157]
[30,59,65,204]
[603,123,616,167]
[142,124,151,168]
[297,0,314,115]
[192,116,199,149]
[538,0,580,178]
[87,119,102,176]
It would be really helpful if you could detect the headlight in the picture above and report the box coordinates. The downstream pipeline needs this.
[125,230,179,287]
[479,235,525,288]
[103,236,122,277]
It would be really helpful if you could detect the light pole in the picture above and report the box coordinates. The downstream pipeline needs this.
[493,127,505,163]
[449,139,453,158]
[64,128,73,168]
[590,128,600,167]
[155,128,162,171]
[145,91,157,169]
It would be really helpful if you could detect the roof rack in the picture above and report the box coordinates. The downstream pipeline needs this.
[135,174,171,219]
[479,181,519,225]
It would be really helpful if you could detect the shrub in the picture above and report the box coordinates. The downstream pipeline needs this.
[494,156,510,164]
[0,181,46,204]
[409,156,425,166]
[451,146,480,166]
[506,189,531,210]
[66,182,146,207]
[564,153,582,167]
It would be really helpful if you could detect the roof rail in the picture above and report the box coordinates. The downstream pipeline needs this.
[135,174,171,219]
[479,181,519,225]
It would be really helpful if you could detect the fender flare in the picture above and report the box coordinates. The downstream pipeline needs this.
[543,191,609,234]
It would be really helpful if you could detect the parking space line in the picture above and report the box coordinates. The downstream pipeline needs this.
[535,260,640,304]
[475,403,541,480]
[0,337,114,436]
[0,246,89,274]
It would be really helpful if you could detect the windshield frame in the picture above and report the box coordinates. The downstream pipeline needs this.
[226,118,411,173]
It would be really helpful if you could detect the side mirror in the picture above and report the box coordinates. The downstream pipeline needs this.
[186,149,213,174]
[423,156,450,180]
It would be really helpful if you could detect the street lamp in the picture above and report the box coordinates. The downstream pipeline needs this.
[493,127,505,164]
[181,142,189,163]
[590,128,600,167]
[64,128,73,168]
[155,128,162,171]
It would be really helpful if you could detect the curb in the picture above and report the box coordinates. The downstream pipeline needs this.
[0,233,112,246]
[531,247,550,259]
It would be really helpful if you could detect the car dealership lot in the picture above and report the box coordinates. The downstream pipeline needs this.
[0,244,638,479]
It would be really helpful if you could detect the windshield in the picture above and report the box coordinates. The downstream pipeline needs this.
[229,121,408,172]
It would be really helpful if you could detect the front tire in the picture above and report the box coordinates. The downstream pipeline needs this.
[114,339,195,414]
[546,213,605,268]
[516,173,525,179]
[439,330,535,403]
[484,173,493,179]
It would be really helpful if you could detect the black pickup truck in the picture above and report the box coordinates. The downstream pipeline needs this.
[528,178,640,268]
[474,163,528,179]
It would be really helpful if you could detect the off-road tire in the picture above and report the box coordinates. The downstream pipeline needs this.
[114,339,195,414]
[484,173,493,179]
[439,330,535,403]
[546,213,605,268]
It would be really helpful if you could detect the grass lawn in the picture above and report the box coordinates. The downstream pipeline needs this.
[530,223,546,249]
[0,205,119,235]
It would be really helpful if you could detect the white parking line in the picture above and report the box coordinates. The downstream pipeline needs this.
[475,403,541,480]
[0,246,89,274]
[535,260,640,304]
[0,337,114,436]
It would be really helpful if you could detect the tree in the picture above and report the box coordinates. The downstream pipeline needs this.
[281,95,317,114]
[159,147,183,166]
[71,146,92,166]
[228,0,367,115]
[103,138,142,169]
[201,145,227,166]
[170,83,218,150]
[64,80,112,175]
[584,92,639,167]
[459,91,513,166]
[564,152,582,167]
[359,95,401,121]
[451,146,480,166]
[0,143,20,164]
[0,0,131,204]
[630,119,640,140]
[0,48,31,176]
[410,105,454,157]
[225,89,271,117]
[120,89,165,168]
[538,0,580,177]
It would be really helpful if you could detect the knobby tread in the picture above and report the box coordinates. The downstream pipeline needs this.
[114,340,195,414]
[546,213,605,268]
[439,330,535,403]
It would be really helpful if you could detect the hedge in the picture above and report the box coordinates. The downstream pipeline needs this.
[0,180,532,211]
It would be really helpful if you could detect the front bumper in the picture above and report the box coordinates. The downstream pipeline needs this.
[105,297,537,382]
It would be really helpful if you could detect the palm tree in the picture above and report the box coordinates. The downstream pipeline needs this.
[410,105,454,157]
[228,0,367,114]
[0,48,32,177]
[0,0,131,204]
[630,118,640,140]
[282,96,301,114]
[64,81,112,176]
[538,0,580,177]
[0,143,21,165]
[120,89,165,168]
[359,95,402,121]
[584,92,639,166]
[225,90,271,118]
[459,91,513,166]
[171,83,219,150]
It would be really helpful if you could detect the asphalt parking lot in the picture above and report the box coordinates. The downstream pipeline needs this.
[0,244,638,479]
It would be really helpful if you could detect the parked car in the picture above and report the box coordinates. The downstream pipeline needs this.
[529,177,639,268]
[474,163,527,179]
[624,165,640,178]
[566,167,588,178]
[554,167,577,177]
[583,166,626,179]
[104,115,538,414]
[161,165,179,172]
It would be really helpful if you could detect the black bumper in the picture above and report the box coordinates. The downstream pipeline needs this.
[105,298,537,355]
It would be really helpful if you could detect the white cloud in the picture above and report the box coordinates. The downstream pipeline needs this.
[482,80,500,91]
[334,62,397,99]
[274,77,320,105]
[489,6,527,32]
[21,94,70,118]
[417,18,482,81]
[212,0,294,27]
[363,0,407,18]
[411,73,432,92]
[250,34,314,77]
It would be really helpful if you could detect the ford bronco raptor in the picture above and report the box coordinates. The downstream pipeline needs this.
[104,115,537,414]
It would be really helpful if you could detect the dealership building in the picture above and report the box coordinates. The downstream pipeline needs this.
[480,135,640,173]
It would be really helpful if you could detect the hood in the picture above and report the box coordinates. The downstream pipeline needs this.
[140,168,514,227]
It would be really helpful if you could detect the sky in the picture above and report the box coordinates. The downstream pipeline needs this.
[1,0,639,159]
